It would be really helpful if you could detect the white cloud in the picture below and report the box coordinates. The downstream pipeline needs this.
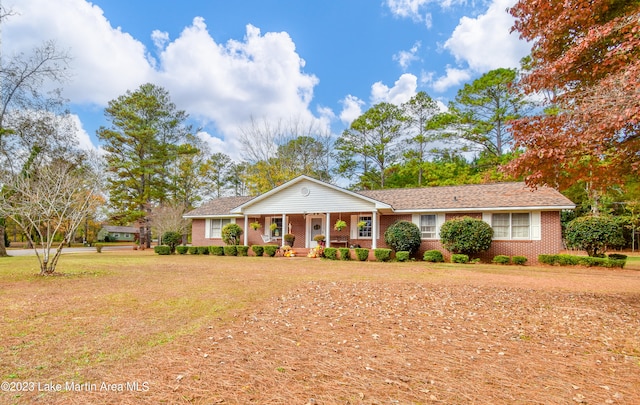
[385,0,435,27]
[4,0,154,105]
[370,73,417,105]
[393,42,422,70]
[339,95,365,125]
[443,0,530,72]
[151,30,170,50]
[431,66,472,92]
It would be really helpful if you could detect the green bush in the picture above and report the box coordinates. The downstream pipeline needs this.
[188,246,199,254]
[197,246,209,255]
[423,250,444,262]
[251,245,264,257]
[154,245,171,255]
[384,220,422,255]
[176,246,188,255]
[565,215,625,257]
[492,255,510,265]
[538,254,624,268]
[451,254,469,264]
[161,231,182,254]
[223,245,238,256]
[512,256,528,265]
[221,223,243,245]
[206,246,223,256]
[237,245,249,256]
[395,251,410,262]
[608,253,627,261]
[374,248,392,262]
[355,248,369,261]
[338,248,351,260]
[440,216,493,256]
[263,245,278,257]
[323,247,338,260]
[95,243,103,253]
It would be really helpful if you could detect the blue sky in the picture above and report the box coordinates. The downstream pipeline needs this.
[3,0,529,160]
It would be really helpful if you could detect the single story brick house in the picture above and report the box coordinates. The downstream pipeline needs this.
[184,175,575,262]
[98,225,139,242]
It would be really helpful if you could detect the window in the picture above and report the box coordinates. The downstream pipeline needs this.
[492,213,530,239]
[358,216,372,238]
[270,217,283,237]
[420,215,437,239]
[209,219,231,238]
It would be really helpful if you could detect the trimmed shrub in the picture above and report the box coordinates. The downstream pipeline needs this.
[423,249,444,262]
[176,246,188,255]
[338,248,351,260]
[451,254,469,264]
[512,256,528,265]
[223,245,238,256]
[154,245,171,255]
[374,248,392,262]
[538,254,624,268]
[251,245,264,257]
[196,246,209,255]
[161,231,182,254]
[263,245,278,257]
[384,220,422,255]
[323,247,338,260]
[188,246,199,254]
[608,253,627,261]
[237,245,249,256]
[440,216,493,256]
[355,248,369,261]
[492,255,510,265]
[396,251,410,262]
[207,246,223,256]
[221,223,243,246]
[565,215,625,257]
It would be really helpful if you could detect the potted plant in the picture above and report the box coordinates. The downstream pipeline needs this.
[313,234,326,247]
[334,219,347,231]
[270,222,279,236]
[250,221,261,231]
[284,233,295,247]
[357,220,367,229]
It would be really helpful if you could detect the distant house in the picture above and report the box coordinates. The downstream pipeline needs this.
[184,176,575,262]
[99,225,139,242]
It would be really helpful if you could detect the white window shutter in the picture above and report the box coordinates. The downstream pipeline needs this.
[205,219,211,238]
[350,215,358,239]
[436,214,445,238]
[482,212,492,224]
[531,211,541,240]
[230,218,236,224]
[412,214,420,226]
[265,217,271,235]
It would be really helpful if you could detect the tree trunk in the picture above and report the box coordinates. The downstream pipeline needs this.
[0,223,7,257]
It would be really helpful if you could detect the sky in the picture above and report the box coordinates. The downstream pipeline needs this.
[2,0,530,160]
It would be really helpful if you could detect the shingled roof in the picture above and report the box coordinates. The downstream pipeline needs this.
[184,196,254,217]
[357,182,574,211]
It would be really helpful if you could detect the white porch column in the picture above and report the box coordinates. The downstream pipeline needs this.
[282,213,286,247]
[243,215,249,246]
[371,211,378,249]
[325,212,331,248]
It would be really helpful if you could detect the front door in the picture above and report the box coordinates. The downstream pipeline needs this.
[309,217,324,247]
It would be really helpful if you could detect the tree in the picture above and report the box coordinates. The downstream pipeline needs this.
[335,102,406,189]
[98,83,192,248]
[439,216,493,257]
[239,116,333,193]
[565,216,625,257]
[0,9,71,257]
[0,160,101,274]
[401,91,442,186]
[506,0,640,193]
[201,152,235,199]
[436,68,528,161]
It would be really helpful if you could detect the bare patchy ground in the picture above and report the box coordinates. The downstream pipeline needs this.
[1,252,639,404]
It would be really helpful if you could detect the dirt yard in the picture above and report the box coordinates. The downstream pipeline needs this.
[1,252,639,404]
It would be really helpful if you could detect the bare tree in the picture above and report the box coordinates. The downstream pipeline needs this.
[149,203,190,245]
[1,160,101,275]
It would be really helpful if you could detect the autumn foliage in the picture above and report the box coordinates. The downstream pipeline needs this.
[506,0,640,191]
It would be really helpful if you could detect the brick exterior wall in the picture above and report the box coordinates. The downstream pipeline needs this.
[191,211,564,263]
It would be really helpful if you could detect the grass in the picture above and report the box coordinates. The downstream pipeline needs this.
[1,250,639,404]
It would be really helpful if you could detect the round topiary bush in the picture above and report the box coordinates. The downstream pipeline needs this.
[161,231,182,254]
[565,215,625,257]
[439,216,493,256]
[384,220,422,255]
[221,223,243,245]
[251,245,264,257]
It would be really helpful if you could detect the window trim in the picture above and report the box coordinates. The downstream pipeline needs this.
[491,212,531,240]
[419,214,437,239]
